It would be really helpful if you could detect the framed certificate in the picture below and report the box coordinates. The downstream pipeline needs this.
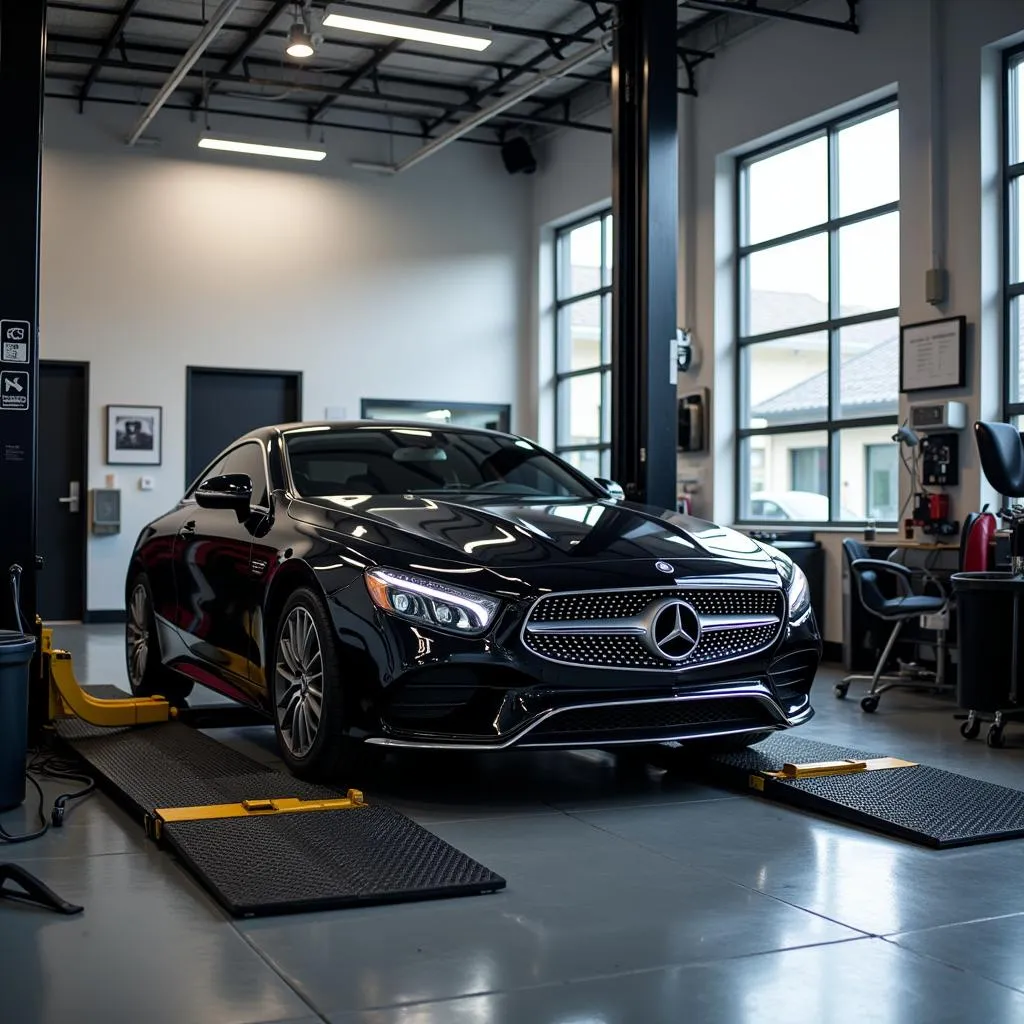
[899,316,966,392]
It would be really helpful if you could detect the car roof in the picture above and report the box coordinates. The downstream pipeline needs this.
[236,419,523,444]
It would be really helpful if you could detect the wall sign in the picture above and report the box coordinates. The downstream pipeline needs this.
[899,315,966,392]
[0,369,29,410]
[1,319,31,363]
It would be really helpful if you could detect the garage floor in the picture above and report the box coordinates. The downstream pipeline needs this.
[4,625,1024,1023]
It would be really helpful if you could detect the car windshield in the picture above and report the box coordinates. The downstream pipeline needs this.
[285,427,601,501]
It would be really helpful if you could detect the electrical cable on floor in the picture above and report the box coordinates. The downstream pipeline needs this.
[0,746,97,843]
[2,564,97,841]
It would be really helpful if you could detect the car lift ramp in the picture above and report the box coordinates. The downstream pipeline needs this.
[38,633,505,920]
[55,714,505,917]
[686,732,1024,849]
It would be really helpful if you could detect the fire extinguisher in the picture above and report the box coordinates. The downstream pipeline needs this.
[962,504,996,571]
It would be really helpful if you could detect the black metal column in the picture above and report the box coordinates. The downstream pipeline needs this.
[610,0,679,509]
[0,0,46,633]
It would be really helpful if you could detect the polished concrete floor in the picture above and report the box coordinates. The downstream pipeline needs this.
[4,624,1024,1023]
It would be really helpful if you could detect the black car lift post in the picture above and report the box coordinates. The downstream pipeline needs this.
[0,0,86,917]
[0,0,46,647]
[610,0,680,510]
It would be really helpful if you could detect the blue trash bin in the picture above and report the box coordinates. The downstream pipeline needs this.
[0,630,37,810]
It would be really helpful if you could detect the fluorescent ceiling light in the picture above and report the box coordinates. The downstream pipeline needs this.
[198,137,327,161]
[322,12,492,51]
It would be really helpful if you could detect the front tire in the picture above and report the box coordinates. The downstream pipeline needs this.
[125,573,193,705]
[270,586,363,781]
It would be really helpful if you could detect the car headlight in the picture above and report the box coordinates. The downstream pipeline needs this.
[786,563,812,625]
[364,568,501,636]
[767,549,812,626]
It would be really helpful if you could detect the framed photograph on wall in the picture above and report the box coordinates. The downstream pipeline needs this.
[106,404,162,465]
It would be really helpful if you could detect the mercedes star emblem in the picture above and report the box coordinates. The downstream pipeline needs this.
[647,599,701,662]
[654,560,675,574]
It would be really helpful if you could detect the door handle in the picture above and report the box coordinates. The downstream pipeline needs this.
[58,481,80,514]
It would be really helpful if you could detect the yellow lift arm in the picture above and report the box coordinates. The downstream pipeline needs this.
[41,625,173,727]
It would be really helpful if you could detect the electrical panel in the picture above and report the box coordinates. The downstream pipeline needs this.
[90,488,121,535]
[677,388,707,452]
[920,432,959,487]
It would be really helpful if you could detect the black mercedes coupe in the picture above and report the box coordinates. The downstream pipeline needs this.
[125,422,821,779]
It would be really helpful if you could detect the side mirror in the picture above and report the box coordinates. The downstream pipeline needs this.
[595,477,625,500]
[195,473,253,513]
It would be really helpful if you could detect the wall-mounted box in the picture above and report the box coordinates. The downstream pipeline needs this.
[90,488,121,535]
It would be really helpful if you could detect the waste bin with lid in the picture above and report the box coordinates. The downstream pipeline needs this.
[0,629,37,810]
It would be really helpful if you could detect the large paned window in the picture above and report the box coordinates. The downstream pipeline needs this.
[1006,49,1024,426]
[736,102,901,524]
[554,210,612,480]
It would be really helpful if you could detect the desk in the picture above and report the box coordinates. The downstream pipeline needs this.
[875,539,959,551]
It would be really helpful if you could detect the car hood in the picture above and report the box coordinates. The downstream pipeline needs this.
[289,494,775,573]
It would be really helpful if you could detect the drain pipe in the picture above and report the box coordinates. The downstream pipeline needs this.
[352,30,614,175]
[126,0,243,145]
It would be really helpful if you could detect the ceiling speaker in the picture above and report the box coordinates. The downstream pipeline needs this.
[501,137,537,175]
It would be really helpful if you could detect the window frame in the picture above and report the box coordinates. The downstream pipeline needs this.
[553,208,613,477]
[1004,45,1024,425]
[734,96,901,527]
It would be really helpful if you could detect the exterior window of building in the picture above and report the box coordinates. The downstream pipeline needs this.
[865,443,898,522]
[1006,48,1024,428]
[736,101,900,524]
[554,210,613,479]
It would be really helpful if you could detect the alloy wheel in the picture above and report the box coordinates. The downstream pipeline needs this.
[127,583,149,687]
[275,606,325,758]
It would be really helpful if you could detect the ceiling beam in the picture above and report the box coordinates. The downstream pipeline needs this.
[77,0,142,110]
[419,6,615,137]
[221,0,292,75]
[45,5,613,85]
[126,0,243,145]
[45,83,506,146]
[49,51,611,134]
[678,0,859,34]
[49,33,480,101]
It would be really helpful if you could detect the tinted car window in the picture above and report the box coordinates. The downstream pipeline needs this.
[220,442,270,507]
[286,428,599,500]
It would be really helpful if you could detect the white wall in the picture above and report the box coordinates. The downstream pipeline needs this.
[528,0,1024,646]
[40,100,530,613]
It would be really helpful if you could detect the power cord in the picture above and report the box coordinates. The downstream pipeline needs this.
[1,563,97,841]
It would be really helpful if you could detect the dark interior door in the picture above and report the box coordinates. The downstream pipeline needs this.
[38,361,88,621]
[186,368,301,486]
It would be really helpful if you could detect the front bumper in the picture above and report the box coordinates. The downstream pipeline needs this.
[328,573,822,751]
[365,680,814,750]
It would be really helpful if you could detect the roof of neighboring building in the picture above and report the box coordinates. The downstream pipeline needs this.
[752,331,898,419]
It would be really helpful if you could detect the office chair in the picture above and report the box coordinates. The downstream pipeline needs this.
[838,538,951,712]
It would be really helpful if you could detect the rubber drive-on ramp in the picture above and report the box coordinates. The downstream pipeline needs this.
[55,718,505,916]
[690,732,1024,849]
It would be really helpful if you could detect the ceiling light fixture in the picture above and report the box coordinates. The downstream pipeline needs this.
[322,7,492,51]
[198,136,327,161]
[286,2,316,58]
